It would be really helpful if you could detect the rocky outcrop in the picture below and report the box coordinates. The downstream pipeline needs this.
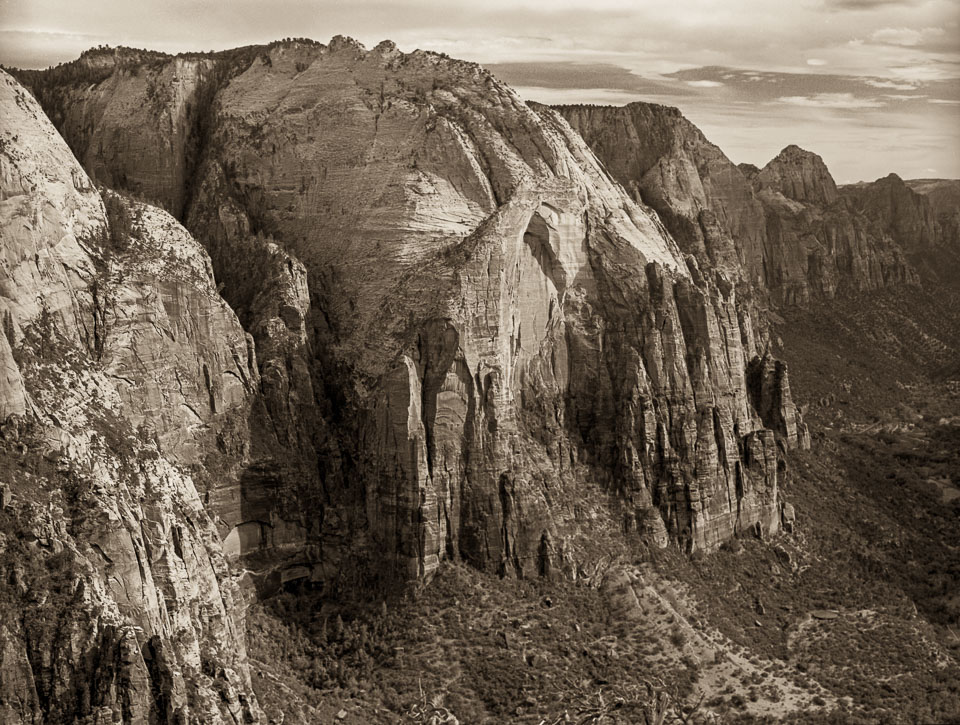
[842,173,938,250]
[905,178,960,246]
[553,102,759,276]
[16,47,217,216]
[14,40,809,589]
[840,174,960,284]
[0,70,260,723]
[555,104,917,305]
[98,195,255,461]
[756,145,839,207]
[747,354,810,450]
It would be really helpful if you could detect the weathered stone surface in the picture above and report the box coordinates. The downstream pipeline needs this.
[98,197,256,462]
[0,72,102,352]
[905,178,960,249]
[14,40,810,587]
[841,175,960,284]
[555,102,761,276]
[757,145,839,207]
[554,103,918,306]
[22,48,215,217]
[0,69,259,724]
[843,174,936,250]
[747,354,810,450]
[0,332,25,420]
[10,39,959,722]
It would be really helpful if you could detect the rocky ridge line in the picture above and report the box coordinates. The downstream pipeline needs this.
[554,102,923,305]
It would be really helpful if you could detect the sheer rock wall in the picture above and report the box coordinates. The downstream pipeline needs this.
[14,41,807,589]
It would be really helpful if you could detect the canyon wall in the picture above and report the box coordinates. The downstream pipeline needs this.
[904,178,960,248]
[12,41,807,594]
[6,36,958,724]
[0,69,260,724]
[556,103,918,305]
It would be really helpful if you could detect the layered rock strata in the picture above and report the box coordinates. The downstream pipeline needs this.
[0,69,260,724]
[904,178,960,247]
[555,104,917,305]
[13,40,808,589]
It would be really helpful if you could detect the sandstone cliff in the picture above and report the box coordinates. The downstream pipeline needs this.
[0,70,260,724]
[842,173,938,250]
[905,178,960,247]
[551,103,757,276]
[834,174,960,288]
[13,40,808,593]
[16,47,216,217]
[555,103,917,305]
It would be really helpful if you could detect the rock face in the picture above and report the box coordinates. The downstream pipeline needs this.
[757,145,839,207]
[555,103,917,305]
[840,175,960,283]
[0,70,260,723]
[552,103,759,276]
[19,47,216,217]
[905,178,960,247]
[843,174,937,250]
[13,41,811,594]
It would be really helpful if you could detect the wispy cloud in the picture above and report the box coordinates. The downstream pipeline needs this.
[825,0,920,10]
[778,92,885,108]
[865,78,918,89]
[870,26,944,47]
[887,64,960,83]
[1,0,957,179]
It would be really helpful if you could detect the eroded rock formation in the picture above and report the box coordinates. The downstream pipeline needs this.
[905,178,960,247]
[5,34,958,724]
[0,69,260,724]
[555,103,917,305]
[11,41,811,596]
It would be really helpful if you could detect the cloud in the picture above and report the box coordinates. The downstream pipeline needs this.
[887,64,959,83]
[928,98,960,104]
[778,92,885,108]
[487,62,697,97]
[1,0,957,179]
[825,0,919,10]
[0,29,105,68]
[870,26,944,47]
[865,78,918,90]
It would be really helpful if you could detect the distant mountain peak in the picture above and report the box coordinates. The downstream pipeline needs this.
[759,144,838,205]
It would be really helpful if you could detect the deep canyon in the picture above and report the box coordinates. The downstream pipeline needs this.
[1,38,958,724]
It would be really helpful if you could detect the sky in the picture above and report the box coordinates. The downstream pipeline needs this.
[1,0,958,182]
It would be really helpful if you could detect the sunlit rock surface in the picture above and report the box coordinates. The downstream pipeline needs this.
[0,69,260,724]
[555,103,917,305]
[11,41,811,591]
[15,40,807,587]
